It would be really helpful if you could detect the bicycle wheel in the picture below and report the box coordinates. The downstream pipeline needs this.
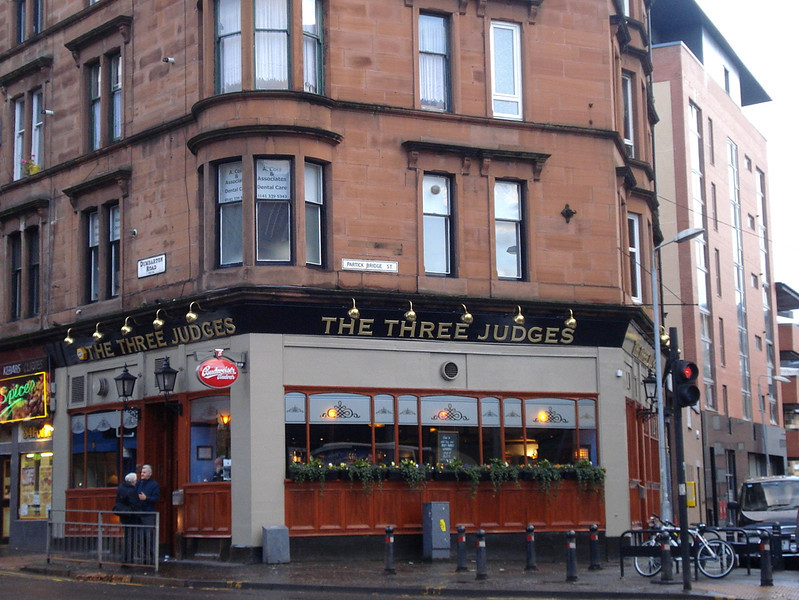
[633,538,661,577]
[696,539,736,578]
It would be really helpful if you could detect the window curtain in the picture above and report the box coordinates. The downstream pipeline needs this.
[217,0,242,92]
[419,15,447,110]
[255,0,288,89]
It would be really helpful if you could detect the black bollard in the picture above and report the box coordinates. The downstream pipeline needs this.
[759,531,773,587]
[525,524,538,571]
[588,524,602,570]
[771,522,783,572]
[565,530,578,582]
[658,528,674,583]
[384,525,396,574]
[456,525,468,572]
[475,529,488,580]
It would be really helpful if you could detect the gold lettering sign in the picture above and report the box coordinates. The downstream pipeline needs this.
[76,317,237,362]
[321,317,575,344]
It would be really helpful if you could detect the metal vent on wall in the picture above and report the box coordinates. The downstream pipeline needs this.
[440,362,459,381]
[70,375,86,405]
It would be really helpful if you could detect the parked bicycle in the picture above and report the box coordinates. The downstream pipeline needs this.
[633,514,736,579]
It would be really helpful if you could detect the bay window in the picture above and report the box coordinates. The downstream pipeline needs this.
[304,162,324,266]
[302,0,323,93]
[213,0,324,95]
[256,159,292,262]
[218,160,244,266]
[216,157,326,268]
[627,213,642,302]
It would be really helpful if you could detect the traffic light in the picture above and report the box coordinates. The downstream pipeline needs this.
[672,360,700,407]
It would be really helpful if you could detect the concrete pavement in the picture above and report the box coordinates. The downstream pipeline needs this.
[0,548,797,599]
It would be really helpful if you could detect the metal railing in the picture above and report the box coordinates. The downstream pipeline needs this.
[46,509,159,572]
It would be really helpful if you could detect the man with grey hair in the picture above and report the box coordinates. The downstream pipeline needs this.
[136,464,160,563]
[114,472,140,564]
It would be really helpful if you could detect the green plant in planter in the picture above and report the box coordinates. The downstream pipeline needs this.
[571,459,606,493]
[397,458,427,489]
[456,462,483,498]
[523,459,561,494]
[346,458,381,493]
[288,458,328,492]
[486,458,520,494]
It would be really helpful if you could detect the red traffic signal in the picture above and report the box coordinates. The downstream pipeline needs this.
[672,359,700,407]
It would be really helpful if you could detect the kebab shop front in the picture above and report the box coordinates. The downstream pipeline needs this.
[0,357,53,550]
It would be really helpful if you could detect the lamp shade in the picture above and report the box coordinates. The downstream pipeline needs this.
[642,369,657,401]
[154,357,178,394]
[114,365,137,398]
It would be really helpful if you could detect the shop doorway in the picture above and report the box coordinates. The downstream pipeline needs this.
[142,403,179,552]
[1,456,10,543]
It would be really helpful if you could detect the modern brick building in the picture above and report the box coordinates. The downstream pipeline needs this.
[0,0,663,557]
[651,0,785,526]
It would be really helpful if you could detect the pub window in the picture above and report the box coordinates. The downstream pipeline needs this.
[285,391,598,469]
[70,411,138,489]
[189,396,231,482]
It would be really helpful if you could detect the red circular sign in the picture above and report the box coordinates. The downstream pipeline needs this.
[196,357,239,389]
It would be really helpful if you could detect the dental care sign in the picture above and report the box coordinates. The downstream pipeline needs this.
[196,350,239,389]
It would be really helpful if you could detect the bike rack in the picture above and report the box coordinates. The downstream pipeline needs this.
[618,528,662,577]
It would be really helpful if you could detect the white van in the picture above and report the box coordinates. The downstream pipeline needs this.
[731,475,799,558]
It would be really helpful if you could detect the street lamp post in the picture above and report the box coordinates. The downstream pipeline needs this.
[757,373,791,475]
[651,227,704,524]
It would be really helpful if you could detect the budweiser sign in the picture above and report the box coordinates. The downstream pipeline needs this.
[196,352,239,389]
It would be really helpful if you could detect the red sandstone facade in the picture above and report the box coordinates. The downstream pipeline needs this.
[0,0,661,556]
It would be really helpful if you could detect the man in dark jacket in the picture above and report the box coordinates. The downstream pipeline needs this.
[136,464,160,563]
[115,472,141,563]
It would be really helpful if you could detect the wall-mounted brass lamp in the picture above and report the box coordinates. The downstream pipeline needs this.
[347,298,360,320]
[64,328,75,345]
[121,316,135,336]
[460,304,473,324]
[564,309,577,329]
[513,305,525,325]
[185,302,202,324]
[153,309,167,330]
[404,301,417,322]
[92,323,104,343]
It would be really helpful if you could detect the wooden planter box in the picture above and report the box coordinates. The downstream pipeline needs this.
[284,479,603,536]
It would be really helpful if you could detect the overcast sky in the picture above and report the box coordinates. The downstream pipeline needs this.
[694,0,799,291]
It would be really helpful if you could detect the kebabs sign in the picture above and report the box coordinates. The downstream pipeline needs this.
[196,350,239,389]
[0,372,48,424]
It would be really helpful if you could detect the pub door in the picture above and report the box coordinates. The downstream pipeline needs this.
[1,456,9,543]
[143,403,180,553]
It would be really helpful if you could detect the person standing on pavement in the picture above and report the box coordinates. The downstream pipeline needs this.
[136,464,160,563]
[115,472,141,565]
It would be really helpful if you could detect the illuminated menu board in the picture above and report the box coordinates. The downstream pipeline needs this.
[0,372,48,424]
